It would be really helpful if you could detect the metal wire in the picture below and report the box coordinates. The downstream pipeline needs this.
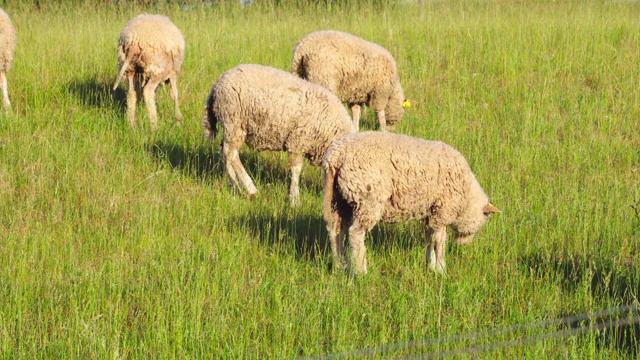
[302,304,640,359]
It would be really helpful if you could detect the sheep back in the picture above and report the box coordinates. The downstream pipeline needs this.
[292,30,405,125]
[205,64,354,166]
[0,9,16,73]
[117,14,184,79]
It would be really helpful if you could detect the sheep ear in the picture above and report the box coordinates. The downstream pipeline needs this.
[482,203,501,214]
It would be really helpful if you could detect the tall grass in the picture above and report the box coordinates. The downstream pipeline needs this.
[1,1,639,358]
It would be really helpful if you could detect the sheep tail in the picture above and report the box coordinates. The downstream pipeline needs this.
[113,47,139,91]
[202,91,219,140]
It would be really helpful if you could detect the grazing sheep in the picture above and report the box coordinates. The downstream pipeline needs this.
[292,30,409,132]
[202,64,355,205]
[0,8,16,112]
[322,131,500,275]
[113,14,185,130]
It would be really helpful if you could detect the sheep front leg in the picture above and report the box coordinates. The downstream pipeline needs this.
[126,74,137,127]
[0,72,10,111]
[349,103,361,131]
[143,78,161,130]
[168,74,183,124]
[288,153,303,206]
[376,110,387,132]
[222,141,257,198]
[426,227,447,273]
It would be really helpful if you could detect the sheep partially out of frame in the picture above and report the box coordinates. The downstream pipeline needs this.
[0,8,16,112]
[113,14,185,130]
[323,131,500,275]
[203,64,356,205]
[292,30,409,132]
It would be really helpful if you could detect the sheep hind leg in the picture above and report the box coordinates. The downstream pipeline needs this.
[168,74,183,125]
[126,74,137,127]
[347,220,369,275]
[426,226,447,274]
[326,207,348,272]
[288,153,303,206]
[222,141,257,198]
[143,77,161,131]
[0,72,10,112]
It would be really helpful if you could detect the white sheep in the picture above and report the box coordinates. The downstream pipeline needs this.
[291,30,409,132]
[0,8,16,112]
[202,64,356,205]
[113,14,185,130]
[322,131,500,275]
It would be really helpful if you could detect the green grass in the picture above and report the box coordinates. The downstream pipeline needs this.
[1,0,640,358]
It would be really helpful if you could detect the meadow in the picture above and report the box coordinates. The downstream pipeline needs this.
[1,0,639,358]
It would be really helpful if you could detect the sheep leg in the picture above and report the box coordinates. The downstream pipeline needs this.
[349,103,361,131]
[220,141,239,188]
[288,152,303,206]
[326,209,348,272]
[126,74,137,127]
[347,220,368,275]
[168,74,183,124]
[222,141,257,197]
[376,110,387,132]
[426,227,447,273]
[143,77,161,131]
[0,72,10,111]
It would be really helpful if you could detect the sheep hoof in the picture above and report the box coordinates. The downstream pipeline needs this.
[429,261,446,274]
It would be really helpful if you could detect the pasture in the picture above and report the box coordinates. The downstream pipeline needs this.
[1,0,639,358]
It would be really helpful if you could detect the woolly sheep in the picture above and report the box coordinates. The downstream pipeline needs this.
[202,64,356,205]
[322,131,500,275]
[113,14,185,130]
[0,8,16,111]
[291,30,408,132]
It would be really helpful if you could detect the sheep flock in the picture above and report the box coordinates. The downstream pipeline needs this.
[1,8,500,276]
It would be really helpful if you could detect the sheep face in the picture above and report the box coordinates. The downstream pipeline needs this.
[453,202,500,245]
[384,83,405,129]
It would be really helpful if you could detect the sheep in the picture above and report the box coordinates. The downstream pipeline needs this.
[291,30,409,132]
[0,8,16,112]
[202,64,356,205]
[322,131,500,275]
[113,14,185,130]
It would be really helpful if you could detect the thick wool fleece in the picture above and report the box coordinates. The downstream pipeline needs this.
[291,30,405,130]
[0,9,16,74]
[203,64,355,204]
[0,8,16,110]
[322,131,496,274]
[116,14,184,80]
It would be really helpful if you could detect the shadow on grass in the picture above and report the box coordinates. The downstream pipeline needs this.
[146,141,220,181]
[67,76,127,113]
[521,252,640,356]
[240,208,430,271]
[147,138,325,195]
[238,208,330,263]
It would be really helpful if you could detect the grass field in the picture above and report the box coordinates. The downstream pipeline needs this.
[1,0,640,358]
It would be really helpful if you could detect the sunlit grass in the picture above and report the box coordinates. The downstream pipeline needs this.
[0,1,639,358]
